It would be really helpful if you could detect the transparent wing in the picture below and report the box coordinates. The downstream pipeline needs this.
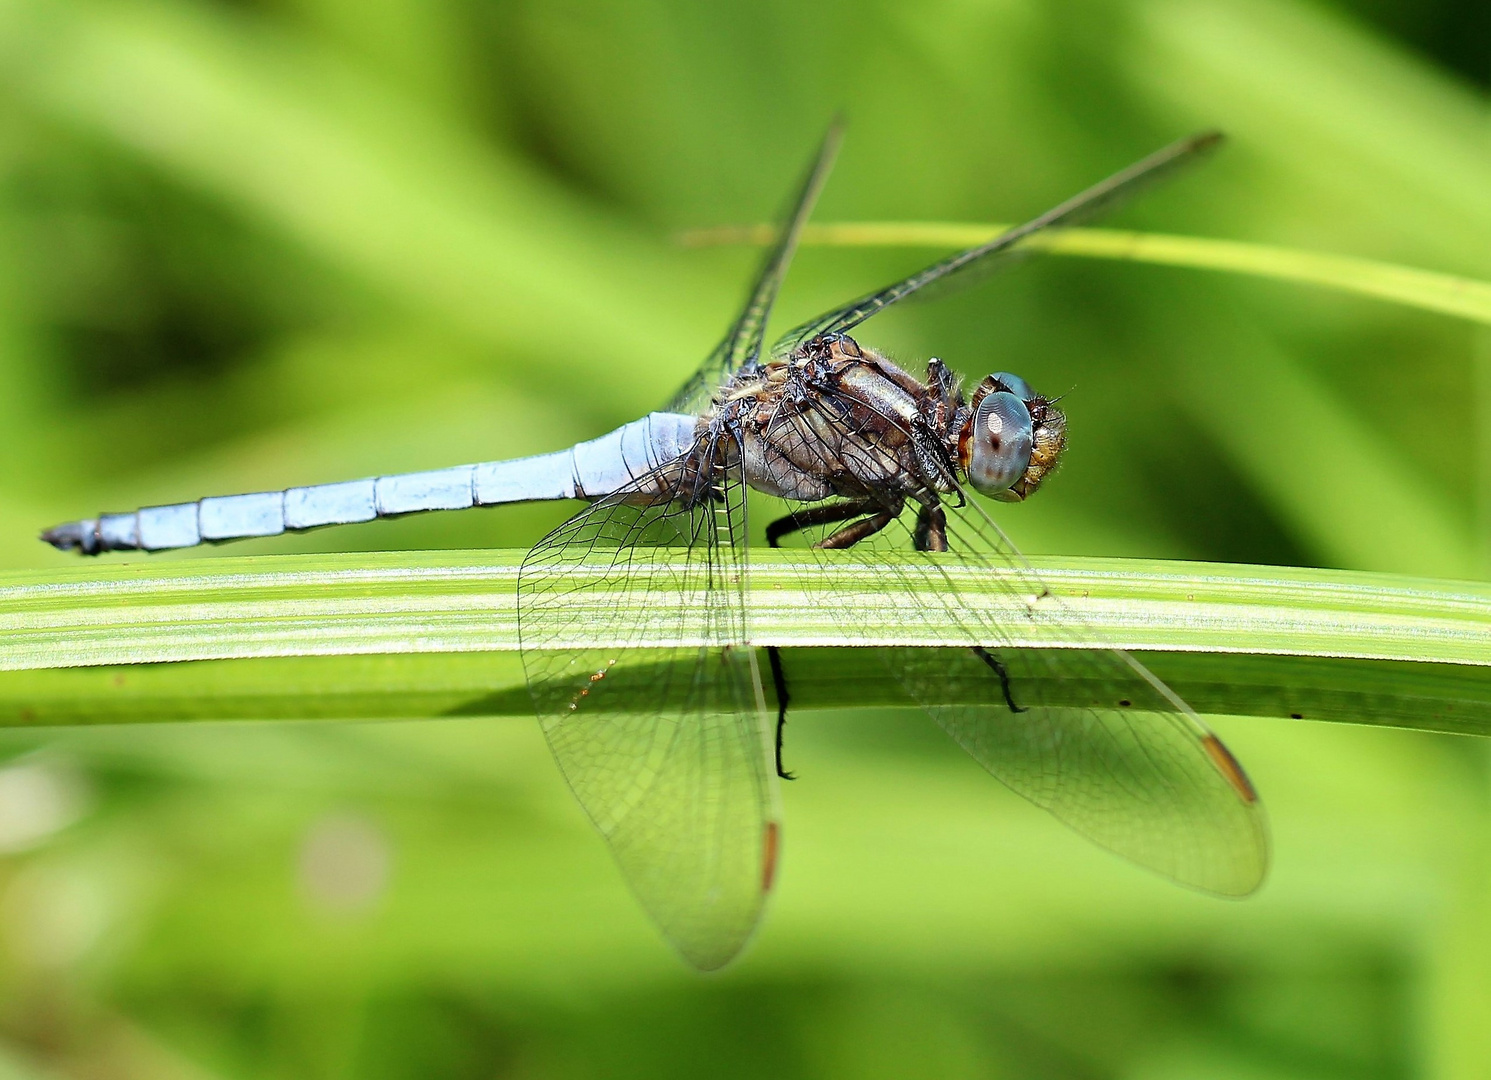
[763,393,1268,896]
[518,441,778,970]
[666,118,844,416]
[771,131,1223,358]
[883,520,1267,897]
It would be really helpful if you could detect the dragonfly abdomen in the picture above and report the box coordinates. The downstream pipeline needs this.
[41,412,700,555]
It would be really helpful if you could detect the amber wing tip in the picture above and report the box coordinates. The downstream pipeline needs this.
[1201,733,1259,805]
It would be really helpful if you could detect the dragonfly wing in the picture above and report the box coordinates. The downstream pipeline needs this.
[892,633,1268,896]
[772,131,1223,357]
[765,396,1267,896]
[908,500,1266,895]
[666,118,844,416]
[518,442,778,970]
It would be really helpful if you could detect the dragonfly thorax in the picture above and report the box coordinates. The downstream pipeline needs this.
[720,335,1066,512]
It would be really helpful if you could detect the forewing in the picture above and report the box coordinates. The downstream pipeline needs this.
[772,131,1223,357]
[766,396,1267,896]
[518,445,779,970]
[667,118,844,416]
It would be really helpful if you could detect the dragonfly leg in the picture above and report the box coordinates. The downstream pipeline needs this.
[765,498,880,548]
[913,503,948,552]
[815,510,895,549]
[971,645,1027,713]
[763,498,886,781]
[765,645,795,781]
[916,503,1025,713]
[763,492,888,781]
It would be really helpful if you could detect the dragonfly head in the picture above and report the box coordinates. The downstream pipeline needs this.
[960,372,1068,502]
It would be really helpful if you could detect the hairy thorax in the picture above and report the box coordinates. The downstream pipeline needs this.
[712,336,957,506]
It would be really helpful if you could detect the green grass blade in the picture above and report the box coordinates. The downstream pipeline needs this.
[681,223,1491,324]
[1,549,1487,735]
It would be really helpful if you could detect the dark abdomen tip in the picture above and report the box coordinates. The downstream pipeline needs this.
[40,520,100,555]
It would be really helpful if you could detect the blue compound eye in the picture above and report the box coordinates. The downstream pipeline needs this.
[991,372,1034,401]
[967,392,1033,499]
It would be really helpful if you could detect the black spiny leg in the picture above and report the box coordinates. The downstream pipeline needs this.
[915,504,1025,714]
[764,498,894,780]
[913,504,948,552]
[766,499,879,548]
[817,510,895,549]
[768,496,898,549]
[972,646,1027,714]
[765,645,794,780]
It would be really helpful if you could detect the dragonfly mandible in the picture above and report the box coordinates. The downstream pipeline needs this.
[41,122,1268,970]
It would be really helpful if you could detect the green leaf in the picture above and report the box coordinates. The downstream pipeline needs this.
[681,223,1491,324]
[2,549,1487,735]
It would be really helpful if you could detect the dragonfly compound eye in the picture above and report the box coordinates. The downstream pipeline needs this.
[990,371,1034,401]
[967,391,1033,500]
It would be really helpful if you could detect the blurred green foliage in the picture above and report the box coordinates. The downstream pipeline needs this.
[0,0,1483,1076]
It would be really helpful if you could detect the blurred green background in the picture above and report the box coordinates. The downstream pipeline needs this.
[0,0,1484,1075]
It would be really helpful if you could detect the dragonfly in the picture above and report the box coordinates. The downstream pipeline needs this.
[41,123,1268,970]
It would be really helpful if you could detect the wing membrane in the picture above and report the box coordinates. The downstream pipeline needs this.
[516,122,846,970]
[884,552,1268,896]
[765,390,1268,896]
[518,445,778,970]
[772,131,1223,356]
[667,118,844,415]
